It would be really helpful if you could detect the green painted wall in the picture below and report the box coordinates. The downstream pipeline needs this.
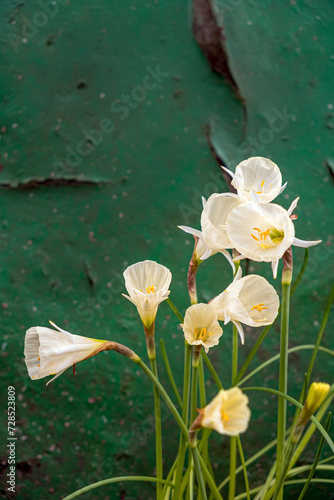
[1,1,333,499]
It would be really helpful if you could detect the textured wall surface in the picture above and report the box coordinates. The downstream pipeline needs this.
[1,1,333,499]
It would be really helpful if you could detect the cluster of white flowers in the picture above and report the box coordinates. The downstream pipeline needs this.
[23,156,322,439]
[179,156,321,278]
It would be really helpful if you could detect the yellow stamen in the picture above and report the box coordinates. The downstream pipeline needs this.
[251,303,269,312]
[261,179,265,188]
[146,286,155,294]
[253,227,261,232]
[251,234,260,241]
[38,364,40,367]
[221,410,229,422]
[38,357,40,361]
[194,326,213,342]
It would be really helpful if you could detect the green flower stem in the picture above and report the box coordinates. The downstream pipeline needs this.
[191,445,208,500]
[275,269,292,500]
[234,323,274,386]
[229,324,239,500]
[189,429,208,500]
[305,283,334,382]
[172,342,192,500]
[191,348,200,421]
[150,355,163,500]
[160,338,182,408]
[272,439,297,500]
[237,437,250,500]
[198,453,224,500]
[201,350,224,390]
[135,357,188,437]
[63,476,174,500]
[167,297,184,323]
[297,412,332,500]
[236,345,334,388]
[243,386,334,452]
[218,435,279,490]
[162,456,178,499]
[189,348,200,496]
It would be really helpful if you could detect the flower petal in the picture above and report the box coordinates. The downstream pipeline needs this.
[293,237,322,248]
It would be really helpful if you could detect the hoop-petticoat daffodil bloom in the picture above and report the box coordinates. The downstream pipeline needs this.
[123,260,172,329]
[225,198,321,278]
[200,387,251,436]
[179,193,242,269]
[223,156,287,203]
[209,268,279,344]
[181,303,223,353]
[24,322,122,385]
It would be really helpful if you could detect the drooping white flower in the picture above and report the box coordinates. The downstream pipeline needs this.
[209,269,279,344]
[179,193,242,269]
[223,156,287,203]
[24,322,110,385]
[123,260,172,328]
[225,199,321,278]
[181,303,223,353]
[201,388,251,436]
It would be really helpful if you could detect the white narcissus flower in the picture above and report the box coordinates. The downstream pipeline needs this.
[181,303,223,353]
[179,193,242,269]
[123,260,172,328]
[24,322,110,385]
[201,388,251,436]
[209,269,279,344]
[226,199,321,278]
[223,156,287,203]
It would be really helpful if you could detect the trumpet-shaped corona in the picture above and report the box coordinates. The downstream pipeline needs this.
[224,156,286,203]
[181,303,223,353]
[24,322,110,385]
[209,270,279,344]
[201,388,251,436]
[123,260,172,328]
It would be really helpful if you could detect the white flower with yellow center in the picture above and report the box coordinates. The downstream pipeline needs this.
[225,199,321,278]
[123,260,172,328]
[209,269,279,344]
[179,193,242,269]
[201,388,251,436]
[24,322,110,385]
[223,156,287,203]
[181,303,223,353]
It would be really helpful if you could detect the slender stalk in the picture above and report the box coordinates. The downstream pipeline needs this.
[198,453,224,500]
[229,324,239,500]
[298,412,331,500]
[167,297,184,323]
[191,445,208,500]
[201,350,224,390]
[160,338,182,408]
[275,250,292,500]
[234,323,274,386]
[135,357,188,438]
[237,437,250,500]
[305,283,334,381]
[173,342,192,499]
[150,355,163,500]
[189,347,201,496]
[63,476,174,500]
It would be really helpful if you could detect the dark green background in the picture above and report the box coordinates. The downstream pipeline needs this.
[1,0,333,498]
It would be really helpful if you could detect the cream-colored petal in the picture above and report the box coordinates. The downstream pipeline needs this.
[24,326,107,383]
[293,237,322,248]
[231,157,282,203]
[182,303,223,352]
[201,388,251,436]
[123,260,172,327]
[226,202,295,262]
[201,193,242,251]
